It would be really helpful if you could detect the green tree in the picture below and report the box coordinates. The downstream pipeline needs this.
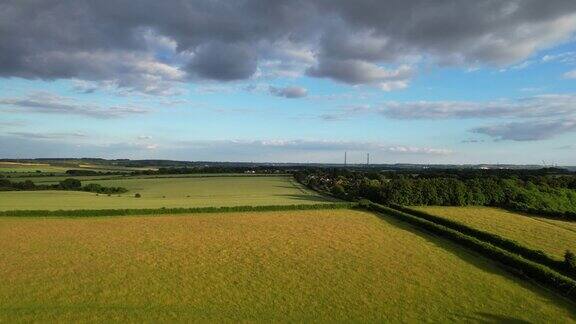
[59,178,82,190]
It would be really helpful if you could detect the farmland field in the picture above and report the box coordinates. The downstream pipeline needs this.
[0,209,574,322]
[0,176,334,210]
[0,162,70,173]
[0,161,150,175]
[414,206,576,259]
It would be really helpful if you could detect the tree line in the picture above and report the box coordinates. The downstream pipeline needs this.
[0,178,127,195]
[295,168,576,220]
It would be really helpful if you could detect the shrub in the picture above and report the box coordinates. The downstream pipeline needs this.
[134,193,141,198]
[565,250,576,271]
[59,178,82,190]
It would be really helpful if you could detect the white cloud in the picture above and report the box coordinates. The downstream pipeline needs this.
[0,92,148,119]
[472,118,576,141]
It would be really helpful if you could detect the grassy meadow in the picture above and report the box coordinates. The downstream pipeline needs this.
[414,206,576,259]
[1,209,574,322]
[0,176,334,210]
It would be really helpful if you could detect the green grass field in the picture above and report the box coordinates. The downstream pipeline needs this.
[0,176,334,210]
[0,209,573,322]
[414,206,576,259]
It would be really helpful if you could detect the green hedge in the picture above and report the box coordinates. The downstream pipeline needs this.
[0,202,356,218]
[390,204,575,279]
[362,201,576,302]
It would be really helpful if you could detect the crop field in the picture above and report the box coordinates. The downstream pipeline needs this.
[0,161,149,175]
[1,209,573,322]
[0,176,334,210]
[414,206,576,259]
[0,162,70,173]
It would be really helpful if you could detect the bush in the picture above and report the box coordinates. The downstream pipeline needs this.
[59,178,82,190]
[134,193,141,198]
[565,250,576,271]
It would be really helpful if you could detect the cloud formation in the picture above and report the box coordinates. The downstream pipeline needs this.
[0,92,148,118]
[319,94,576,141]
[269,86,308,98]
[472,118,576,141]
[307,61,412,90]
[7,132,87,140]
[0,134,451,162]
[188,42,257,81]
[1,1,575,94]
[380,95,576,120]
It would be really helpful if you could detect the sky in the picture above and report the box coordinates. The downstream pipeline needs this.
[1,1,576,165]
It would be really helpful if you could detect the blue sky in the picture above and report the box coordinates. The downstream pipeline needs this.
[1,1,576,164]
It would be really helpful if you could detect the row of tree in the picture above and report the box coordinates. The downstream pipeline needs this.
[295,169,576,220]
[0,178,127,195]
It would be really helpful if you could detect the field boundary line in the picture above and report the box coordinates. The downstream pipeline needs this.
[391,204,576,280]
[0,202,356,217]
[362,201,576,302]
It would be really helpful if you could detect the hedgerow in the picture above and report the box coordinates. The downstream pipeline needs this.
[361,201,576,302]
[390,204,576,279]
[0,202,356,217]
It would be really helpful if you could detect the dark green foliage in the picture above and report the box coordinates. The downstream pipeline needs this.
[565,250,576,272]
[82,183,127,194]
[364,202,576,302]
[393,205,576,280]
[0,178,127,194]
[0,202,356,218]
[59,178,82,190]
[135,193,141,198]
[295,170,576,220]
[65,169,101,176]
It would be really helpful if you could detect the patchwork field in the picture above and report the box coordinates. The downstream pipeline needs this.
[0,162,70,173]
[0,209,574,322]
[0,176,333,210]
[0,161,149,175]
[414,206,576,259]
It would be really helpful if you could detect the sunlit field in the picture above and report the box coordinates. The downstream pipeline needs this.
[0,162,69,173]
[0,176,333,210]
[414,206,576,259]
[0,209,573,322]
[0,161,149,175]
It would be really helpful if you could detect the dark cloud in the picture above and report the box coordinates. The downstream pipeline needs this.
[188,42,257,80]
[0,1,575,93]
[307,60,412,90]
[269,86,308,98]
[0,92,148,118]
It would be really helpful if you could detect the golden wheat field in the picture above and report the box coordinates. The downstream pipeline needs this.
[0,209,574,322]
[415,206,576,259]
